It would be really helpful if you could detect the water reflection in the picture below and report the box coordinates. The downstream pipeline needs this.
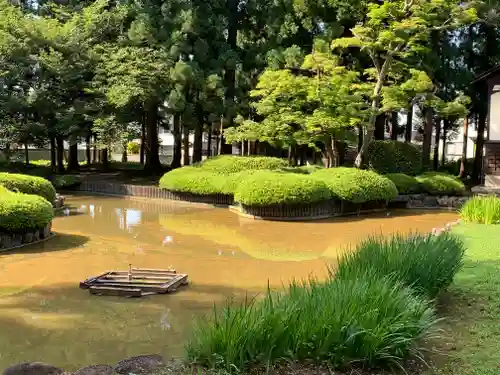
[0,194,459,370]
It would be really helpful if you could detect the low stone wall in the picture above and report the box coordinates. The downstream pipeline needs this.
[76,181,233,205]
[0,222,53,251]
[389,194,469,210]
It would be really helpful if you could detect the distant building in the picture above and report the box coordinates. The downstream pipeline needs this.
[471,66,500,188]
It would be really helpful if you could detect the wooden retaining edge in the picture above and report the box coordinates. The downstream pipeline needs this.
[229,205,388,222]
[0,233,56,253]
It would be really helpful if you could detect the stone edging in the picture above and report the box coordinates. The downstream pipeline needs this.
[0,222,54,252]
[390,194,469,210]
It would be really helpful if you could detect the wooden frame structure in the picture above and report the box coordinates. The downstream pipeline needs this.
[80,266,188,297]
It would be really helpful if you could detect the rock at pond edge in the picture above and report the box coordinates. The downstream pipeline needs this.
[114,355,164,375]
[3,362,64,375]
[73,365,113,375]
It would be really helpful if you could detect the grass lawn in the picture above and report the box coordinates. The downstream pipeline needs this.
[427,223,500,375]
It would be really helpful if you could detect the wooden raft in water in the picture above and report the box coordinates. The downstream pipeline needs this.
[79,266,188,297]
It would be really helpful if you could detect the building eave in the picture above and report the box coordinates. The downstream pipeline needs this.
[471,65,500,84]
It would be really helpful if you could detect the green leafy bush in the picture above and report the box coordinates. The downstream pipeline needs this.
[186,276,436,370]
[385,173,422,194]
[437,158,474,179]
[460,196,500,224]
[313,168,398,203]
[51,175,82,189]
[416,172,465,196]
[234,171,332,206]
[159,167,254,195]
[199,155,289,174]
[0,191,54,232]
[336,233,465,298]
[127,141,141,154]
[0,172,56,203]
[366,141,422,175]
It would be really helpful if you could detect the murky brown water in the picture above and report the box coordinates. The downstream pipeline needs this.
[0,195,458,370]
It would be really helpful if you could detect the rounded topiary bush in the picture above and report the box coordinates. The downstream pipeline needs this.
[0,191,54,232]
[234,171,332,206]
[416,172,465,196]
[159,167,255,196]
[199,155,289,174]
[385,173,422,195]
[313,168,398,203]
[0,172,56,203]
[366,141,422,175]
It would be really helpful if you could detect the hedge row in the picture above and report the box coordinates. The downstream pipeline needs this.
[159,157,465,207]
[186,233,465,371]
[0,185,54,233]
[386,172,466,196]
[366,140,422,175]
[160,160,398,206]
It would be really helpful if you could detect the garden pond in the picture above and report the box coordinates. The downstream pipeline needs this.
[0,194,458,370]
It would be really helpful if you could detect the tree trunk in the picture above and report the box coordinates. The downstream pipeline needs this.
[221,0,238,155]
[182,124,190,166]
[357,125,363,152]
[207,125,212,157]
[217,117,224,155]
[433,118,441,171]
[325,136,339,168]
[390,112,398,140]
[140,113,146,165]
[374,113,386,140]
[192,122,203,163]
[50,137,57,172]
[68,139,79,171]
[121,148,128,163]
[355,60,391,167]
[24,143,29,165]
[421,107,433,170]
[473,107,486,183]
[93,134,97,164]
[100,148,109,170]
[441,120,448,167]
[144,102,162,172]
[405,104,413,142]
[86,134,91,165]
[459,116,469,178]
[56,136,65,173]
[171,113,182,168]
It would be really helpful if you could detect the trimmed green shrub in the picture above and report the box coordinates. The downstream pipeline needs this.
[336,233,465,298]
[159,167,255,195]
[185,276,436,370]
[460,196,500,224]
[0,192,54,232]
[437,158,474,179]
[199,155,289,174]
[366,141,422,175]
[385,173,422,194]
[51,175,82,189]
[416,172,465,196]
[234,171,332,206]
[127,141,141,154]
[313,168,398,203]
[0,172,56,203]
